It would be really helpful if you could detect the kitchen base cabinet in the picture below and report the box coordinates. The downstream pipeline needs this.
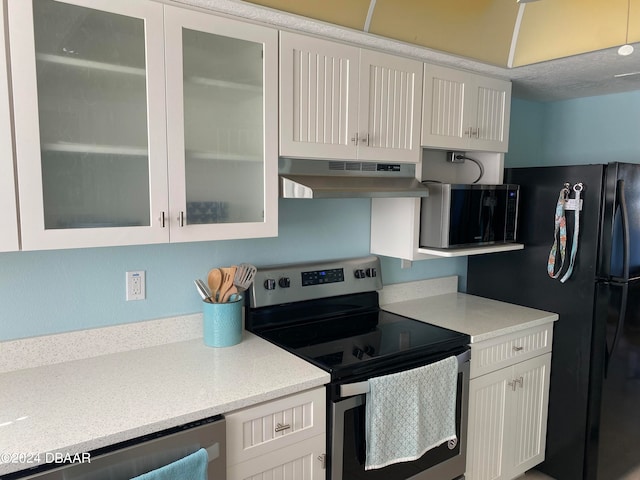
[227,434,325,480]
[226,387,326,480]
[466,324,552,480]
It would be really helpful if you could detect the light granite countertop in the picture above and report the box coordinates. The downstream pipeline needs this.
[0,332,329,476]
[382,292,558,343]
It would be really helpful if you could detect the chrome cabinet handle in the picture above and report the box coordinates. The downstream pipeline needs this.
[473,127,480,138]
[275,422,291,433]
[159,211,166,228]
[351,133,359,145]
[513,345,524,352]
[178,211,185,227]
[363,133,370,146]
[508,376,524,391]
[317,454,326,469]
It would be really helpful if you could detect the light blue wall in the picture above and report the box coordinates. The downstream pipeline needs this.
[9,89,640,342]
[507,91,640,167]
[0,199,466,341]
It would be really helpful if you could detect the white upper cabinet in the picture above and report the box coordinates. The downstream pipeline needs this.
[9,0,169,250]
[421,64,511,153]
[164,6,278,242]
[0,3,19,252]
[280,31,423,163]
[8,0,277,250]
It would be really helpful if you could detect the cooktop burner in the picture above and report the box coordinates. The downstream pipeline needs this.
[254,307,468,374]
[245,256,470,381]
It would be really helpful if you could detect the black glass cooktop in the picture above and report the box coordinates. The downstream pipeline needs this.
[246,292,470,380]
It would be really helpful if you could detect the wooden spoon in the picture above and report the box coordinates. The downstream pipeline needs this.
[207,268,223,303]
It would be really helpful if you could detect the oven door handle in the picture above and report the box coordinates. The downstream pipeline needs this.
[339,349,471,398]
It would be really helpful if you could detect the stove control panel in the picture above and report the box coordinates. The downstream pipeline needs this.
[249,256,383,308]
[302,268,344,286]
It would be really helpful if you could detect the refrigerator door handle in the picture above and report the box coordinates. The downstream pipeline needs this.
[605,182,629,377]
[617,179,630,281]
[605,282,629,378]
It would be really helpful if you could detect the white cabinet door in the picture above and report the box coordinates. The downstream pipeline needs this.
[280,32,422,163]
[421,64,469,150]
[466,353,551,480]
[421,64,511,153]
[9,0,169,250]
[164,6,278,242]
[467,366,510,480]
[227,434,326,480]
[0,3,19,252]
[469,75,511,153]
[279,31,359,160]
[509,353,550,476]
[358,49,423,163]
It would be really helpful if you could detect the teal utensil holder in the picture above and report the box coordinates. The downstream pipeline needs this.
[203,296,243,347]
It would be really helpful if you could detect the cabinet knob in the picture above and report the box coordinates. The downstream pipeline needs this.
[513,345,524,352]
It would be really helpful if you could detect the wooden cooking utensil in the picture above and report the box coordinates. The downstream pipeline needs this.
[207,268,223,303]
[218,266,236,303]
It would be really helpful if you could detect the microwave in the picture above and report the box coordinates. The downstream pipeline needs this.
[419,183,519,248]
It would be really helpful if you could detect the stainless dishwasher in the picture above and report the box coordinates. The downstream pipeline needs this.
[7,415,225,480]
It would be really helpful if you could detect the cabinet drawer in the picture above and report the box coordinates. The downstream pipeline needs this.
[226,387,326,466]
[471,323,553,378]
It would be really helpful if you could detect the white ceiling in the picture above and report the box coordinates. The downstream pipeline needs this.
[174,0,640,102]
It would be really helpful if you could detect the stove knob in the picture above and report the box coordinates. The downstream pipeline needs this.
[264,278,276,290]
[364,345,375,356]
[366,268,377,278]
[352,347,364,360]
[278,277,291,288]
[354,269,366,279]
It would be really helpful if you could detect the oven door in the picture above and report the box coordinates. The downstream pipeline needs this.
[330,351,469,480]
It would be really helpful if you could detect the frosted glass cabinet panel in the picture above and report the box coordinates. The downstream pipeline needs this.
[9,0,169,250]
[165,6,278,242]
[0,3,19,252]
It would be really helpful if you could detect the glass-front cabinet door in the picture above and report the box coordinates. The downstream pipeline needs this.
[0,1,19,252]
[164,5,278,242]
[9,0,169,250]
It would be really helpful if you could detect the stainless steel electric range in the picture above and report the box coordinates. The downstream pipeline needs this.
[245,256,470,480]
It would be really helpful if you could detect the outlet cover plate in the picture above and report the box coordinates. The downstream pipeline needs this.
[126,271,145,301]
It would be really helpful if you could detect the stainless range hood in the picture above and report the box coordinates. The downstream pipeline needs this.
[279,158,428,199]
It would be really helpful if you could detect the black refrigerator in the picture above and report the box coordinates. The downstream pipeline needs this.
[467,162,640,480]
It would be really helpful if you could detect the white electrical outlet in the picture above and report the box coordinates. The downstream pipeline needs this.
[126,271,145,301]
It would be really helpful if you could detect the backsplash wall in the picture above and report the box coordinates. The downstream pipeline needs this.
[0,198,466,341]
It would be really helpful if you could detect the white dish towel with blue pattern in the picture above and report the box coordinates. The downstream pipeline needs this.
[365,355,458,470]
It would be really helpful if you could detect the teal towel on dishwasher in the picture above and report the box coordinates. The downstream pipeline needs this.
[365,356,458,470]
[131,448,208,480]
